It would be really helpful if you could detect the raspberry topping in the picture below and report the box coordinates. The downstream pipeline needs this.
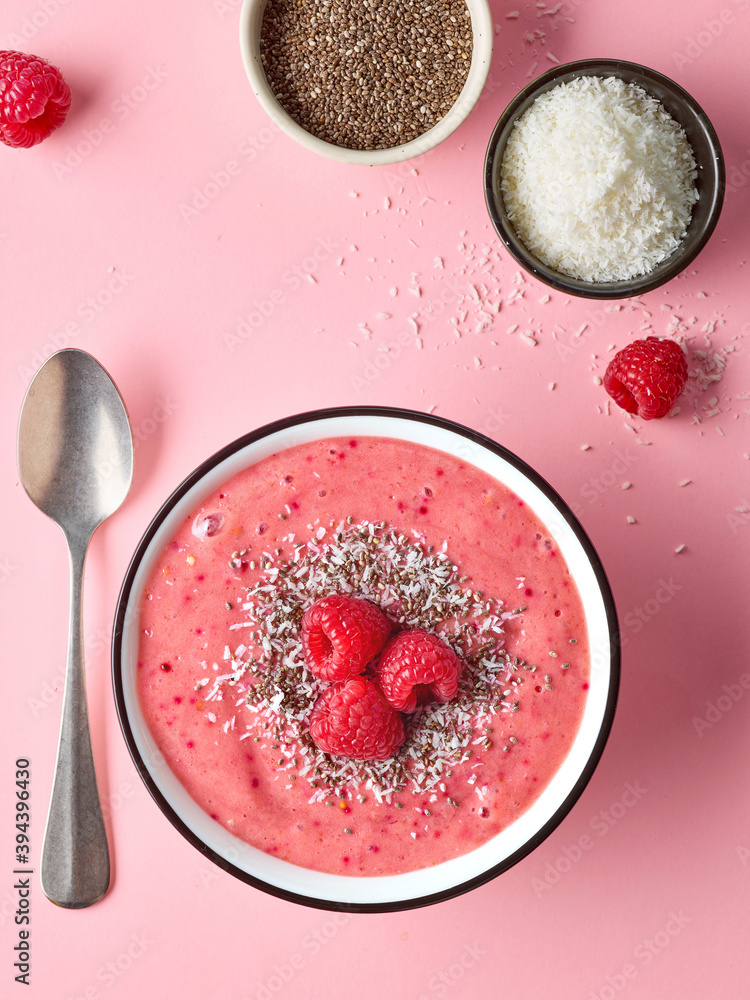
[603,337,688,420]
[308,677,405,762]
[300,594,392,682]
[377,629,462,713]
[0,50,71,148]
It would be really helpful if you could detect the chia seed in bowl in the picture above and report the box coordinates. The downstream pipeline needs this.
[260,0,473,150]
[240,0,494,165]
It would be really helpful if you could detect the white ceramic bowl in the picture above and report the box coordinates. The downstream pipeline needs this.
[239,0,494,165]
[113,407,619,911]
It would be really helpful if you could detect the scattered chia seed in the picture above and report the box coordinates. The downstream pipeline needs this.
[259,0,474,150]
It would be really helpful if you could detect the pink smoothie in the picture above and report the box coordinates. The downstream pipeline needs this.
[137,436,589,876]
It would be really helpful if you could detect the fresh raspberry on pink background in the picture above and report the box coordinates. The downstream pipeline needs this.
[301,593,392,682]
[0,50,71,148]
[377,628,462,713]
[308,677,405,761]
[603,336,688,420]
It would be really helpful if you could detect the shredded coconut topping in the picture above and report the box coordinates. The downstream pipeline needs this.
[203,519,528,802]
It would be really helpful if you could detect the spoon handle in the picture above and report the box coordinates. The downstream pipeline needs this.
[40,537,110,908]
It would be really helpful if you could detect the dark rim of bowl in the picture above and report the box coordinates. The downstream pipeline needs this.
[483,58,726,300]
[112,405,621,912]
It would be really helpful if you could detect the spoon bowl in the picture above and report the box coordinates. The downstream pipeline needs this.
[18,348,133,908]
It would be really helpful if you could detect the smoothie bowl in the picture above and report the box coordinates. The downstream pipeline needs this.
[113,408,619,911]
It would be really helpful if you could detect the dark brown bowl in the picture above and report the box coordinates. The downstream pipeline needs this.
[484,59,725,299]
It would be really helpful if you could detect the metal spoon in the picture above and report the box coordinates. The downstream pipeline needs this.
[18,348,133,908]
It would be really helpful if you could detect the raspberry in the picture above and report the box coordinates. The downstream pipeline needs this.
[377,629,462,713]
[603,337,688,420]
[300,594,391,682]
[0,50,71,148]
[308,677,405,761]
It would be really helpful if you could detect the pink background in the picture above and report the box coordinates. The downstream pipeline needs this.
[1,0,749,997]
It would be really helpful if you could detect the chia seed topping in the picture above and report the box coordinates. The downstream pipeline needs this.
[203,518,527,805]
[259,0,474,150]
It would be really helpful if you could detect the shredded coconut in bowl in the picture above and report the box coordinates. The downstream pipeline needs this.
[499,75,698,283]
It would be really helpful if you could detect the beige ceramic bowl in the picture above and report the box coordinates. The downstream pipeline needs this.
[239,0,494,165]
